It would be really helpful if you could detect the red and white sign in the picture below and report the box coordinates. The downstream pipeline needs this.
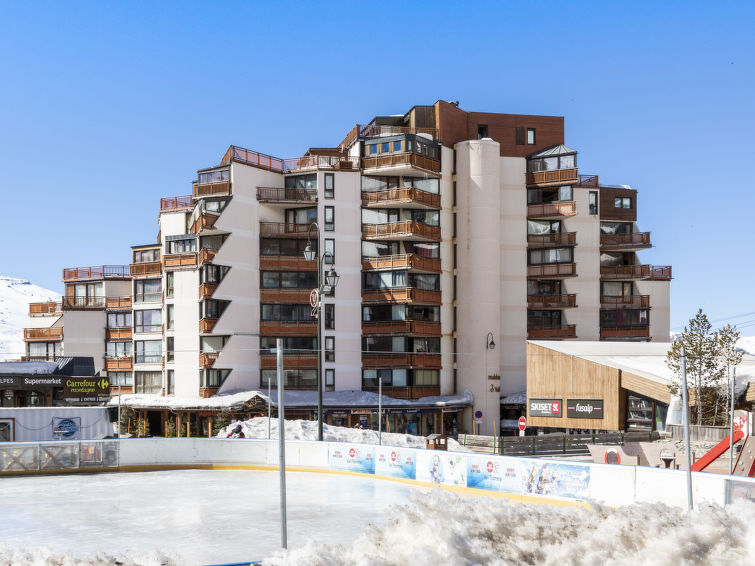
[518,416,527,431]
[486,461,494,473]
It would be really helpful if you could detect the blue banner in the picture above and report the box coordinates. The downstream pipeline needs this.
[375,446,416,480]
[328,444,375,474]
[466,455,525,494]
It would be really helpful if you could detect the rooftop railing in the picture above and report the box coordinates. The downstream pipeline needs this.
[160,195,194,211]
[62,265,130,282]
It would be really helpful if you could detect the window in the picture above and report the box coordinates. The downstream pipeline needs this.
[198,169,229,184]
[528,310,563,327]
[135,371,162,394]
[200,264,230,284]
[369,144,377,155]
[381,142,389,153]
[201,299,229,319]
[135,309,162,333]
[324,304,335,330]
[167,237,196,254]
[261,271,317,289]
[166,337,174,362]
[362,368,407,387]
[528,247,573,265]
[107,312,132,328]
[166,272,174,298]
[69,282,103,307]
[106,342,132,358]
[589,191,598,215]
[260,304,316,322]
[324,337,334,362]
[166,304,174,330]
[477,124,488,139]
[285,207,317,225]
[324,239,335,264]
[167,370,175,395]
[135,340,162,364]
[285,174,317,189]
[260,336,317,353]
[324,173,334,198]
[414,369,439,386]
[260,369,317,389]
[325,369,335,391]
[527,128,536,145]
[615,197,632,209]
[260,238,314,257]
[600,309,649,328]
[201,369,231,388]
[109,372,132,386]
[133,248,160,263]
[393,141,401,152]
[600,222,632,235]
[324,206,334,231]
[135,279,161,303]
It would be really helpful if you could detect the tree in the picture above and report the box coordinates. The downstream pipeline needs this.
[212,410,233,436]
[716,323,744,425]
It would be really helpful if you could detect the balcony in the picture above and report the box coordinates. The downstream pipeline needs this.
[62,296,106,309]
[527,294,577,309]
[105,357,133,371]
[527,202,577,219]
[362,153,441,176]
[259,321,317,336]
[21,355,60,362]
[106,327,132,341]
[62,265,129,282]
[362,254,441,273]
[260,353,318,370]
[199,248,218,265]
[527,324,577,340]
[199,317,218,334]
[600,265,672,280]
[199,352,219,369]
[362,320,441,336]
[23,327,63,341]
[220,145,359,173]
[525,168,578,187]
[600,295,651,310]
[106,296,132,309]
[361,385,440,400]
[193,180,231,198]
[600,232,652,250]
[574,174,599,188]
[362,287,442,305]
[189,213,219,235]
[199,282,218,301]
[259,222,311,238]
[362,221,440,241]
[256,187,318,204]
[600,326,650,340]
[163,252,198,270]
[527,263,577,278]
[259,255,317,271]
[362,353,441,369]
[160,195,193,211]
[260,289,312,303]
[130,261,162,277]
[362,188,440,210]
[527,232,577,247]
[339,123,439,151]
[29,301,62,316]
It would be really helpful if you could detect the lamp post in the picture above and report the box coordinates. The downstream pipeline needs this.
[483,332,495,435]
[303,222,340,441]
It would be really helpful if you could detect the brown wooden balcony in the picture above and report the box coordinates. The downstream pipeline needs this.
[198,282,218,301]
[189,213,219,235]
[362,221,440,241]
[130,261,162,277]
[199,248,218,265]
[362,152,441,175]
[23,327,63,341]
[62,296,106,309]
[362,187,440,209]
[527,324,577,340]
[526,168,578,186]
[163,252,198,270]
[527,263,577,278]
[600,295,651,309]
[29,301,62,316]
[260,353,318,370]
[193,181,231,197]
[106,327,132,341]
[62,265,129,282]
[527,201,577,219]
[600,265,672,280]
[260,289,312,303]
[600,232,651,250]
[362,353,442,369]
[106,296,132,309]
[259,222,311,238]
[362,254,441,273]
[574,174,599,188]
[259,255,317,271]
[256,187,318,203]
[199,352,219,369]
[199,317,218,334]
[362,287,442,305]
[105,357,133,371]
[259,321,317,336]
[361,385,440,400]
[160,195,193,211]
[600,326,650,340]
[362,320,441,336]
[282,155,359,172]
[527,294,577,309]
[527,232,577,247]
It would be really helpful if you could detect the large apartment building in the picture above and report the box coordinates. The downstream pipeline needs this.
[23,100,671,435]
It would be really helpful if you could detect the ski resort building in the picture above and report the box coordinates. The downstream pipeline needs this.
[22,100,672,435]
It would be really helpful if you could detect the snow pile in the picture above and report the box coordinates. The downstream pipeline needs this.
[0,545,176,566]
[265,489,755,566]
[0,275,59,361]
[219,416,468,451]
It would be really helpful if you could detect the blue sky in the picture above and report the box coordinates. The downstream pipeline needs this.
[1,1,754,333]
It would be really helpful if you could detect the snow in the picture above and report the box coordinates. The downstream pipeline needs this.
[219,417,468,452]
[738,335,755,356]
[0,275,59,361]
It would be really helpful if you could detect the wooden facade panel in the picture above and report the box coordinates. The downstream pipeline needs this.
[599,187,637,221]
[620,371,671,404]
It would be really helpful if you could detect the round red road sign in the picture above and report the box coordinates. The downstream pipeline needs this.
[518,416,527,431]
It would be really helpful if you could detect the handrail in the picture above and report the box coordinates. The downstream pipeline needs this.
[221,145,358,173]
[600,265,672,280]
[339,123,440,151]
[361,187,441,209]
[23,327,63,340]
[63,265,130,281]
[527,232,577,246]
[600,295,651,309]
[527,263,577,277]
[259,222,313,237]
[130,261,162,277]
[160,195,194,211]
[362,220,440,240]
[527,324,577,339]
[575,174,599,188]
[525,168,578,186]
[600,325,650,338]
[527,201,577,218]
[362,287,442,305]
[256,187,318,202]
[362,152,441,174]
[600,232,651,247]
[62,296,106,309]
[362,254,441,272]
[527,294,577,308]
[105,296,132,309]
[29,301,62,316]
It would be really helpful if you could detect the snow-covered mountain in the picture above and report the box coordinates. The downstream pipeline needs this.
[738,336,755,356]
[0,276,60,361]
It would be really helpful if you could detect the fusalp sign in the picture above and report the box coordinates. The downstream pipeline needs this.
[566,399,604,419]
[529,398,562,418]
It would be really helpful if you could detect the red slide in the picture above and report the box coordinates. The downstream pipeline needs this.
[691,430,745,472]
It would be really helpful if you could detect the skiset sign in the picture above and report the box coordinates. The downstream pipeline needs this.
[529,398,562,418]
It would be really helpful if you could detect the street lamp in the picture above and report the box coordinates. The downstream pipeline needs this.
[304,222,340,441]
[486,332,496,350]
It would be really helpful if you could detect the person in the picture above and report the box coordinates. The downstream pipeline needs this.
[227,424,245,438]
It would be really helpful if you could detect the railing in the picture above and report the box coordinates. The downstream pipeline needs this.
[527,232,577,246]
[199,318,218,334]
[62,265,129,281]
[527,263,577,278]
[527,294,577,309]
[130,261,162,277]
[259,222,312,237]
[600,326,650,339]
[362,254,441,273]
[600,295,651,309]
[199,248,218,265]
[362,287,442,305]
[527,324,577,340]
[361,188,441,209]
[259,321,317,336]
[199,352,219,369]
[29,301,62,316]
[0,441,119,474]
[600,265,672,280]
[361,320,442,335]
[527,201,577,218]
[362,220,440,241]
[362,353,441,369]
[106,327,132,341]
[220,145,358,173]
[23,327,63,341]
[20,355,60,362]
[160,195,193,211]
[361,385,440,400]
[133,292,162,304]
[256,187,318,203]
[259,255,317,270]
[260,288,312,303]
[574,174,599,188]
[106,296,132,309]
[189,213,219,234]
[260,353,318,369]
[198,282,218,301]
[105,357,132,371]
[362,152,441,174]
[600,232,651,248]
[339,123,440,151]
[193,181,231,197]
[62,296,105,309]
[163,252,198,269]
[525,168,578,186]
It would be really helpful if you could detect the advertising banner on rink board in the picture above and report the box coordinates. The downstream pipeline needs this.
[415,450,467,487]
[521,460,590,500]
[328,444,375,474]
[466,455,525,494]
[375,446,417,480]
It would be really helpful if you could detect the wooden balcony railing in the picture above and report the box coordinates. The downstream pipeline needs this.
[362,254,441,273]
[105,357,133,371]
[189,213,219,235]
[362,152,441,174]
[527,202,577,219]
[362,220,440,241]
[199,248,218,265]
[282,155,360,172]
[220,145,359,173]
[199,352,220,369]
[106,296,132,309]
[361,385,440,400]
[362,287,442,305]
[260,353,318,369]
[259,222,311,238]
[600,295,651,309]
[339,123,439,151]
[527,324,577,340]
[600,265,672,280]
[199,318,218,334]
[23,327,63,341]
[574,174,599,188]
[163,252,198,269]
[259,255,317,271]
[256,187,318,203]
[199,282,218,301]
[130,261,162,277]
[527,263,577,278]
[62,296,106,309]
[21,355,60,362]
[259,321,317,336]
[600,326,650,339]
[29,301,62,316]
[106,327,132,341]
[260,289,312,303]
[600,232,651,249]
[160,195,193,211]
[63,265,129,281]
[525,168,578,186]
[193,181,231,197]
[527,232,577,247]
[361,188,441,209]
[362,320,441,336]
[362,353,442,369]
[527,294,577,309]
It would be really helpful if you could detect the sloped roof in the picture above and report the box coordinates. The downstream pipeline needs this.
[528,144,577,158]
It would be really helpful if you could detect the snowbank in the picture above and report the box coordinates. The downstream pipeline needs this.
[219,416,468,452]
[0,546,174,566]
[265,490,755,566]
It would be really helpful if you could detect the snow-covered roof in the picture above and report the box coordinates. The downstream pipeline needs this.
[0,360,61,375]
[501,391,526,405]
[528,144,577,158]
